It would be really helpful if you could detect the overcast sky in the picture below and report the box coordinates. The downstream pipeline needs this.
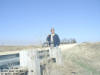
[0,0,100,45]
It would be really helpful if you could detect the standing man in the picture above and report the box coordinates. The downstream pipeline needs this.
[46,28,62,65]
[46,28,60,47]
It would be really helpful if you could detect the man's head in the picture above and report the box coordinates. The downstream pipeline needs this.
[51,28,55,34]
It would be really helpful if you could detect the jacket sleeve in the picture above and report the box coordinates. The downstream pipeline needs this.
[47,35,50,41]
[56,34,60,46]
[46,35,50,46]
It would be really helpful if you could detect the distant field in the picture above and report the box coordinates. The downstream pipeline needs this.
[0,45,43,55]
[0,45,42,51]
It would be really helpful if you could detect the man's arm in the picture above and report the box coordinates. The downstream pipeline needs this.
[47,35,50,41]
[46,35,50,46]
[56,34,60,46]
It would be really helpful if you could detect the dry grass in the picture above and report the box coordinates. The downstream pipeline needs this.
[43,42,100,75]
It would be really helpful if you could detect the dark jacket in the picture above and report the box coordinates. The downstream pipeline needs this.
[47,34,60,47]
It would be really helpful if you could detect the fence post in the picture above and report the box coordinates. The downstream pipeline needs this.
[20,50,41,75]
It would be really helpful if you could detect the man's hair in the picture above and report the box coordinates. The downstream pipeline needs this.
[51,28,55,31]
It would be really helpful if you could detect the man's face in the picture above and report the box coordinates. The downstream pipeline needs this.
[51,29,55,34]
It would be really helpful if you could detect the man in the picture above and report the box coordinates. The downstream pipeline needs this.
[46,28,62,65]
[47,28,60,47]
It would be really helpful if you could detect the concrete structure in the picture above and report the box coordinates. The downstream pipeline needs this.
[20,50,41,75]
[0,47,62,75]
[49,47,62,65]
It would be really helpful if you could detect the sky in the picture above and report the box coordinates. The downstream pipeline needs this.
[0,0,100,45]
